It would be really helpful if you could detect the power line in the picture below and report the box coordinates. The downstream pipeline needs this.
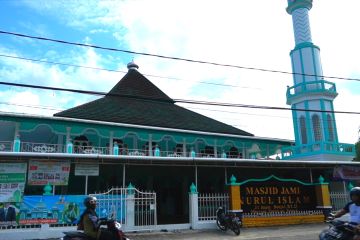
[185,106,290,119]
[0,54,260,90]
[1,30,360,82]
[0,102,63,111]
[1,80,359,115]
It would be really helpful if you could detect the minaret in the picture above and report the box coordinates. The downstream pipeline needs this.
[284,0,348,160]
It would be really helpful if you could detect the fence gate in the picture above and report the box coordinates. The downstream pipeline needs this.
[91,187,157,227]
[330,191,350,211]
[198,193,229,221]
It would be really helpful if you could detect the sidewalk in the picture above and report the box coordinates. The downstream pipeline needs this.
[0,222,330,240]
[128,223,327,240]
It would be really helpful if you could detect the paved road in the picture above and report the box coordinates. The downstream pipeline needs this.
[128,223,326,240]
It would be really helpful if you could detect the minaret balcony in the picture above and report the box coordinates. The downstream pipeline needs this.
[281,141,355,160]
[286,80,338,105]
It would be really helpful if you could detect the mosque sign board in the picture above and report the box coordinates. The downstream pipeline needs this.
[238,175,317,213]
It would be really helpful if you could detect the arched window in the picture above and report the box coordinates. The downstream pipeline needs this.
[299,116,307,144]
[327,114,334,142]
[312,114,322,142]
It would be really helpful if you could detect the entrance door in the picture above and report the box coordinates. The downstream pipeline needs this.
[126,165,193,224]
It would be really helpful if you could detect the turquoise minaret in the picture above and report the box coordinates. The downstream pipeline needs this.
[284,0,354,160]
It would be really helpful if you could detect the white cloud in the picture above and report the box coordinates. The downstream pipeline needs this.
[4,0,360,144]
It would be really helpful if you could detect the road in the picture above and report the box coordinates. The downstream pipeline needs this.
[128,223,326,240]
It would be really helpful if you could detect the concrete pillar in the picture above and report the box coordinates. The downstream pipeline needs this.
[13,135,20,152]
[148,134,153,156]
[126,183,135,227]
[182,138,187,157]
[13,122,21,152]
[14,122,20,140]
[315,175,332,219]
[228,175,243,220]
[113,142,119,155]
[214,140,218,158]
[66,127,71,144]
[189,183,198,229]
[109,131,114,154]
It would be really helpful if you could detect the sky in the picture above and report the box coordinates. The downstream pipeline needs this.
[0,0,359,144]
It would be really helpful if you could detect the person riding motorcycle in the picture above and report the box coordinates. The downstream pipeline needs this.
[78,196,112,240]
[329,187,360,240]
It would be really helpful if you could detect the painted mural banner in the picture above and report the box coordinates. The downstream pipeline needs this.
[16,195,125,226]
[0,163,27,203]
[239,175,317,213]
[27,160,70,186]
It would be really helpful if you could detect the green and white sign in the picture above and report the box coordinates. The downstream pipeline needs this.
[0,163,27,203]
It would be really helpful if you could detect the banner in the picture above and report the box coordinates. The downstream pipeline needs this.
[333,166,360,180]
[19,195,85,225]
[0,163,27,203]
[14,195,125,226]
[28,160,70,186]
[75,164,99,176]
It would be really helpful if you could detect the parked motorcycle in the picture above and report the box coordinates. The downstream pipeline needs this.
[216,206,242,235]
[319,218,358,240]
[62,216,129,240]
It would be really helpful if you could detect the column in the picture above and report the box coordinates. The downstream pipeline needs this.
[315,175,332,219]
[126,183,135,228]
[214,140,218,158]
[189,183,198,229]
[182,138,187,157]
[13,122,21,152]
[109,131,114,154]
[66,127,73,153]
[228,175,243,220]
[148,134,153,156]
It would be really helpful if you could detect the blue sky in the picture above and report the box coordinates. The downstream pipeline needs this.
[0,0,359,143]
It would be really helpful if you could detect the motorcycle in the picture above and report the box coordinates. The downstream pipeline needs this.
[319,218,358,240]
[216,206,242,236]
[62,214,129,240]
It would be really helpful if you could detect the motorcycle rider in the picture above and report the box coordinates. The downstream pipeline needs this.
[330,187,360,240]
[78,196,112,240]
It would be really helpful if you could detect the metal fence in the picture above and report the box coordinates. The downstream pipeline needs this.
[330,192,350,211]
[198,193,229,221]
[0,141,12,152]
[91,187,157,227]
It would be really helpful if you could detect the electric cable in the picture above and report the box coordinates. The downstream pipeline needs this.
[1,30,360,82]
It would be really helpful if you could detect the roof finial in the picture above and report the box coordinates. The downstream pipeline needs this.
[127,59,139,71]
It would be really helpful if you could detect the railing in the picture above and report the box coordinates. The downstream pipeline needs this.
[198,193,229,221]
[286,80,337,99]
[74,145,110,155]
[21,142,65,153]
[282,142,355,159]
[0,141,12,152]
[2,141,253,160]
[330,192,350,211]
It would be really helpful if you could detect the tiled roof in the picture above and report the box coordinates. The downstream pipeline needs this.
[54,68,253,136]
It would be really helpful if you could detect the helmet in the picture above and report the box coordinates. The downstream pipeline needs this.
[350,187,360,198]
[84,196,97,209]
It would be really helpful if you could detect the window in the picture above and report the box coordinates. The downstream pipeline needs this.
[327,114,334,142]
[312,114,322,142]
[299,116,307,144]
